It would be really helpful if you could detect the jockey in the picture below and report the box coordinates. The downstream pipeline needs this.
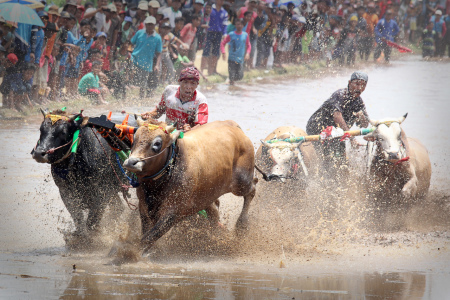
[141,67,208,131]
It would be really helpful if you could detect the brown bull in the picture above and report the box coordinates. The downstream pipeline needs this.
[123,119,257,254]
[365,114,431,202]
[255,126,318,183]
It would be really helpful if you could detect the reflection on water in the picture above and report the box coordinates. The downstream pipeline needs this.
[1,253,435,300]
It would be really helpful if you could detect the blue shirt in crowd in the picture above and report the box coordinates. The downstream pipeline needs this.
[75,37,94,69]
[208,5,228,35]
[60,31,76,67]
[375,18,399,43]
[227,31,249,64]
[131,29,162,72]
[430,15,445,34]
[26,27,44,64]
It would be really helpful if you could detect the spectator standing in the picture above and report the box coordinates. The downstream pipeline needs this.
[237,0,258,68]
[148,0,161,18]
[202,0,228,75]
[220,18,251,85]
[334,15,359,65]
[374,9,399,62]
[83,0,108,33]
[104,3,121,53]
[182,0,204,25]
[121,16,133,43]
[58,13,77,96]
[180,14,201,59]
[64,0,80,39]
[64,23,94,97]
[0,53,19,109]
[182,0,205,60]
[363,2,379,59]
[417,21,436,57]
[430,10,447,57]
[130,16,162,98]
[443,11,450,57]
[163,0,183,28]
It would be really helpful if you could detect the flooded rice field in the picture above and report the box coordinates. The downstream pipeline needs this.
[1,56,450,299]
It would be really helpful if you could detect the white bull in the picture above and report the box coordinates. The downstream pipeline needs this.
[365,114,431,200]
[255,126,318,183]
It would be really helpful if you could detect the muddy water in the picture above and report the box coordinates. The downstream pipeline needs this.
[1,57,450,299]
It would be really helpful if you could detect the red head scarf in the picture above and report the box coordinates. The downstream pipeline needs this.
[179,67,200,83]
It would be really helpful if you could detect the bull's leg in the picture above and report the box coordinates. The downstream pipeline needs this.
[205,199,221,226]
[86,200,107,232]
[235,178,257,234]
[141,211,180,255]
[401,165,418,199]
[61,195,85,235]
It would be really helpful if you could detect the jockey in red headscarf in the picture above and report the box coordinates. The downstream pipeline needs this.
[141,67,208,131]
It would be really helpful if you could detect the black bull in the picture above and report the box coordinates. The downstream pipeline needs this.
[31,111,130,237]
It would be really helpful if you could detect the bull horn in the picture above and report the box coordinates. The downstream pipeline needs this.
[398,113,408,124]
[369,119,380,126]
[40,108,47,117]
[69,113,82,122]
[166,122,177,133]
[261,140,273,148]
[136,116,145,127]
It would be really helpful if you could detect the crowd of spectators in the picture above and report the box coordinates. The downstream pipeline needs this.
[0,0,449,110]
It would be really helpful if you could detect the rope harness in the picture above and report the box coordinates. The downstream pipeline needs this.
[90,127,138,210]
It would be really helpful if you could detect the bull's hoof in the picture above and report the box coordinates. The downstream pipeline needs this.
[235,218,250,237]
[141,243,154,257]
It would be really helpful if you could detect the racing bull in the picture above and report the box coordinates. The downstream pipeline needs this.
[32,109,125,239]
[123,119,257,254]
[364,114,431,201]
[256,126,318,183]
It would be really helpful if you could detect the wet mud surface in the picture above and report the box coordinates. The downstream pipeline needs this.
[1,56,450,299]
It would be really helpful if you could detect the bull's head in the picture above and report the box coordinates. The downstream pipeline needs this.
[365,113,408,163]
[260,140,301,182]
[32,108,86,164]
[123,117,179,175]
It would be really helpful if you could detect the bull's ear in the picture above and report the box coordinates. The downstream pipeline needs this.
[261,140,273,148]
[80,116,90,127]
[170,130,181,143]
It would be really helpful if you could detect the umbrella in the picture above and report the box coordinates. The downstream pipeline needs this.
[0,2,44,26]
[0,0,44,10]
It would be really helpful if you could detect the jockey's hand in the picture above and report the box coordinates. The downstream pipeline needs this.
[141,112,151,120]
[183,124,191,131]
